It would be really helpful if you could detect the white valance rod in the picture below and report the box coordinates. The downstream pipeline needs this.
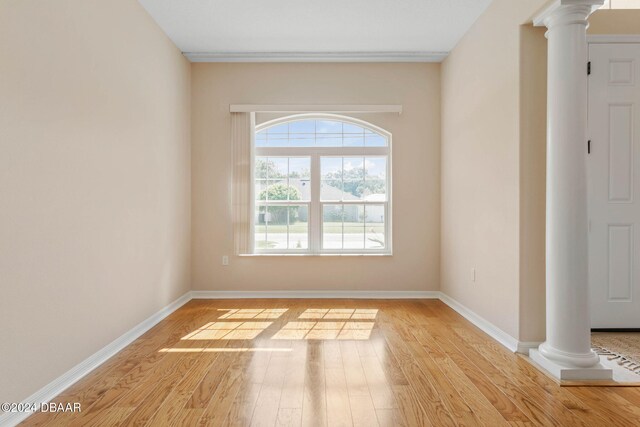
[229,104,402,114]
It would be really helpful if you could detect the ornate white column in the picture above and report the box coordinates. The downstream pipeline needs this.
[530,0,612,380]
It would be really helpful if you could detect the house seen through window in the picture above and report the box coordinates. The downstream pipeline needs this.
[253,114,391,254]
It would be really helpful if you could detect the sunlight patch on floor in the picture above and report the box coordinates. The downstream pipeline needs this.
[217,308,289,319]
[179,308,379,342]
[298,308,378,320]
[272,320,375,340]
[159,347,292,353]
[182,321,273,340]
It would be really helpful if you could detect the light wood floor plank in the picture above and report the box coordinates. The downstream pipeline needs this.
[249,341,292,427]
[300,341,327,427]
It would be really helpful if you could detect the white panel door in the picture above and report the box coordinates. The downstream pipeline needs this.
[588,43,640,328]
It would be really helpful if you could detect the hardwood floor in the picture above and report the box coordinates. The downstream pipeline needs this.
[19,299,640,426]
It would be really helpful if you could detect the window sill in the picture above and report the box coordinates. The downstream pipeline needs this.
[240,253,393,257]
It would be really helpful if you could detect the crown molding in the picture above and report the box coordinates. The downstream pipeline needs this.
[183,51,448,63]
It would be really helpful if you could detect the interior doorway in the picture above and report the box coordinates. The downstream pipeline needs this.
[588,38,640,329]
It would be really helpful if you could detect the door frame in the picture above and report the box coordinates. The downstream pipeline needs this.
[587,34,640,330]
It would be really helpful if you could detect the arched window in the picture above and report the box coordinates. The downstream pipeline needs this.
[253,114,391,254]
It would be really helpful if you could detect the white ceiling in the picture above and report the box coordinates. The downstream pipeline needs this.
[138,0,493,61]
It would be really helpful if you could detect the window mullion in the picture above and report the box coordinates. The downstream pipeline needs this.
[363,205,367,249]
[310,154,321,253]
[286,158,290,250]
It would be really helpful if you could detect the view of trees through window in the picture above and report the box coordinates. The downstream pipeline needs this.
[253,116,390,253]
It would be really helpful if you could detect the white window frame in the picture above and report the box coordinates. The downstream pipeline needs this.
[251,113,392,255]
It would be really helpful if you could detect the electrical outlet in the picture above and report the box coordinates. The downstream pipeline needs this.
[471,268,476,282]
[222,255,229,266]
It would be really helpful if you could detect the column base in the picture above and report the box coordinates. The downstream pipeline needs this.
[529,349,612,380]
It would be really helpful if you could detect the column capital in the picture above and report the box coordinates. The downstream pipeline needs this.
[533,0,603,29]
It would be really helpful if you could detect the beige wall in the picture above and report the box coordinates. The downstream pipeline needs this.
[191,63,440,292]
[441,0,550,340]
[519,24,548,343]
[0,0,191,403]
[589,9,640,33]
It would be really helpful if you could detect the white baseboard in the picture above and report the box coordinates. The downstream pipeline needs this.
[4,289,527,426]
[438,292,520,352]
[190,290,441,299]
[0,292,192,427]
[517,341,543,354]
